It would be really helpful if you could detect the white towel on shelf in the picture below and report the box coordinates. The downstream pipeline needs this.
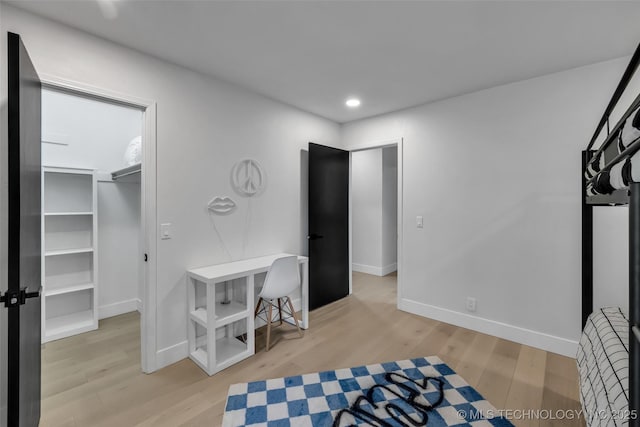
[622,111,640,147]
[586,154,605,179]
[631,150,640,182]
[609,161,626,190]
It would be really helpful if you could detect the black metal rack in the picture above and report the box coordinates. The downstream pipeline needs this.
[583,42,640,425]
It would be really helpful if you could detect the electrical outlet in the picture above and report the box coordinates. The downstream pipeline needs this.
[416,216,424,228]
[466,297,477,312]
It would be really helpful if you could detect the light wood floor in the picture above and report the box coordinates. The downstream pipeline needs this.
[41,272,583,427]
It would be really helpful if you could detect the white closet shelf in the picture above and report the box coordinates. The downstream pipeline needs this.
[43,166,94,175]
[42,167,98,344]
[44,283,94,297]
[45,248,94,257]
[45,310,94,340]
[44,211,93,216]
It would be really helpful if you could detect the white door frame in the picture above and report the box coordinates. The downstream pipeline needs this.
[38,73,158,373]
[348,137,404,307]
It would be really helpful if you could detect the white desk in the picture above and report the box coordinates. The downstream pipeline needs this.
[186,253,309,375]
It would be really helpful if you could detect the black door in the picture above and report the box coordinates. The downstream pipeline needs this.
[6,32,42,427]
[308,143,349,310]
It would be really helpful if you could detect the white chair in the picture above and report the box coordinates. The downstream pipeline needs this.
[254,256,303,351]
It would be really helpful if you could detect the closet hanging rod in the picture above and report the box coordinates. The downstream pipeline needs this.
[111,163,141,181]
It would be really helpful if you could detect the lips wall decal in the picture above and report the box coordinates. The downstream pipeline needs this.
[207,196,237,215]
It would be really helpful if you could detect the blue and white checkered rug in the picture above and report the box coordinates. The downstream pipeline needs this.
[223,356,514,426]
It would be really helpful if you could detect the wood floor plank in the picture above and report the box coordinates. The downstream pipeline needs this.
[454,332,499,388]
[540,353,583,427]
[476,338,521,409]
[41,272,583,426]
[505,345,548,427]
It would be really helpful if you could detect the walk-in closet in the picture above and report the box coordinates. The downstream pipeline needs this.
[41,88,144,343]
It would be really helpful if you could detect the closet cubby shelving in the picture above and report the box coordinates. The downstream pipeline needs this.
[42,166,98,342]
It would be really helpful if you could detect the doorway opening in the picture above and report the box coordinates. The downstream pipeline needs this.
[349,139,403,303]
[38,84,156,381]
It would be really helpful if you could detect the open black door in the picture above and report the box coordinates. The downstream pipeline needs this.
[5,32,42,427]
[308,143,349,310]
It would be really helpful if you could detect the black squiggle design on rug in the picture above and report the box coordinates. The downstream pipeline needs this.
[332,372,445,427]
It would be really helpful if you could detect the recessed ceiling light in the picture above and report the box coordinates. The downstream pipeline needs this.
[345,98,361,108]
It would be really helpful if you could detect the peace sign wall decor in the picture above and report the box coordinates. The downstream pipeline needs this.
[230,158,266,197]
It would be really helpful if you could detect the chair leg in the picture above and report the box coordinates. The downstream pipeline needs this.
[286,297,303,337]
[254,297,263,318]
[266,301,273,352]
[277,298,283,325]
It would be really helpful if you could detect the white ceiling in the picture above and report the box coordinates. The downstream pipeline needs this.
[7,0,640,123]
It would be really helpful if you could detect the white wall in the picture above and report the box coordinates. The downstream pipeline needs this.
[0,5,340,368]
[352,147,397,276]
[342,57,630,356]
[97,181,141,317]
[381,147,397,271]
[593,207,628,312]
[42,89,142,172]
[42,89,143,318]
[352,149,382,273]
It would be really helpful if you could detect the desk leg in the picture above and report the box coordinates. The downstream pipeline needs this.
[247,274,255,355]
[187,276,196,357]
[207,281,216,375]
[301,261,309,329]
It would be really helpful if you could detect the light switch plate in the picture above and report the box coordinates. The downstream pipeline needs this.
[160,223,172,240]
[416,216,424,228]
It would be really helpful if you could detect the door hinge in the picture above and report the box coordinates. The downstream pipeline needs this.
[0,287,41,308]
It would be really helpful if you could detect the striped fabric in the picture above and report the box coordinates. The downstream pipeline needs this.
[577,307,629,427]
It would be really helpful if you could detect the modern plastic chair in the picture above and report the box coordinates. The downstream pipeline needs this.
[254,256,303,351]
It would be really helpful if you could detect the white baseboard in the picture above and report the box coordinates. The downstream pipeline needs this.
[156,340,189,369]
[136,298,142,313]
[353,262,397,277]
[381,263,397,276]
[98,299,139,320]
[399,298,578,358]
